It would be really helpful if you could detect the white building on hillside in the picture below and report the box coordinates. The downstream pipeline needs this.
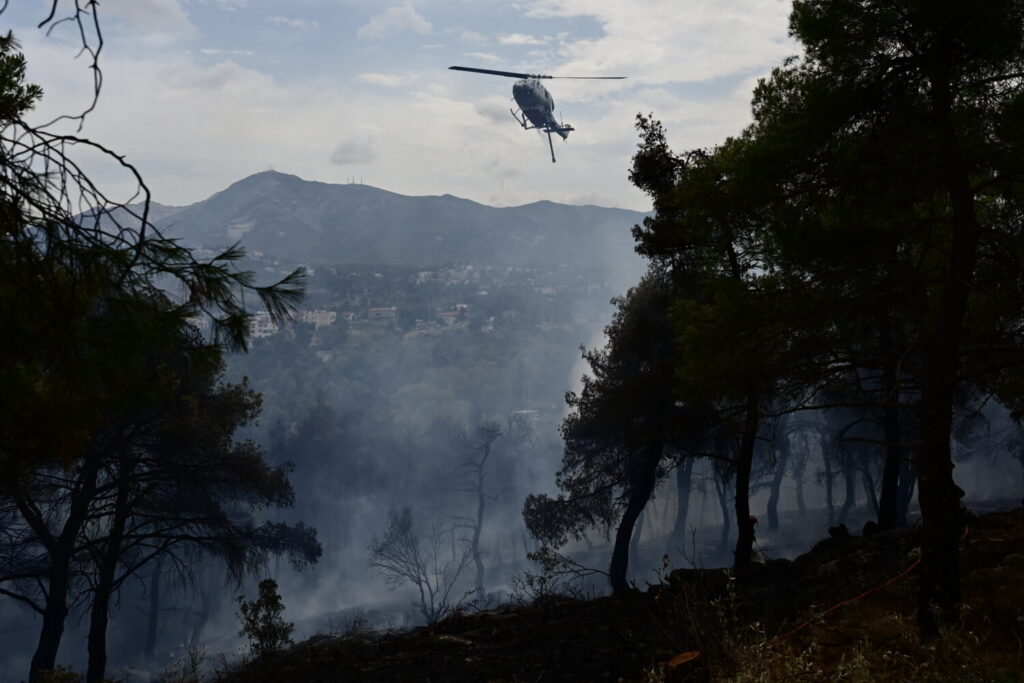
[249,311,278,338]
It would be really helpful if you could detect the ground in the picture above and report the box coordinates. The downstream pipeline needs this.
[219,506,1024,682]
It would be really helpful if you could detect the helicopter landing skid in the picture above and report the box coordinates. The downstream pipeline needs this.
[510,108,537,130]
[510,108,558,163]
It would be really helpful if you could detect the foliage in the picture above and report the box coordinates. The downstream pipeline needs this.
[0,8,316,678]
[156,645,207,683]
[611,0,1024,626]
[237,579,295,659]
[508,547,605,608]
[0,9,304,487]
[719,613,1020,683]
[524,271,702,591]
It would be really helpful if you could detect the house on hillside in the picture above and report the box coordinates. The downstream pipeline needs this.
[298,309,338,328]
[367,306,397,320]
[249,311,278,338]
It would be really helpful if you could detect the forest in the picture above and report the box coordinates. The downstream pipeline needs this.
[2,1,1024,681]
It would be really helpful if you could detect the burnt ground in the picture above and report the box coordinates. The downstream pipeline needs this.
[222,506,1024,682]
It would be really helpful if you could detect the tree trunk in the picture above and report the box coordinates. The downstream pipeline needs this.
[144,555,163,662]
[190,576,214,649]
[878,393,904,530]
[472,482,486,597]
[467,429,498,598]
[877,316,904,530]
[913,28,978,635]
[29,553,73,683]
[25,455,102,682]
[733,396,759,570]
[861,467,879,517]
[609,443,661,594]
[897,458,917,527]
[766,417,791,531]
[821,431,835,526]
[628,508,645,577]
[715,473,731,558]
[915,381,965,635]
[838,459,856,524]
[795,473,806,516]
[87,456,131,683]
[665,458,695,558]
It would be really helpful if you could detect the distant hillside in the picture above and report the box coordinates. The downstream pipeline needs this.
[147,171,648,268]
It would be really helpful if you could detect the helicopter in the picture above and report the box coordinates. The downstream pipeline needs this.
[449,65,626,163]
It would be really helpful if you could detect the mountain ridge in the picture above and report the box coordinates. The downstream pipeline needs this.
[145,171,648,268]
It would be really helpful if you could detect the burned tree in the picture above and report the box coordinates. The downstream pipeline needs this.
[453,422,503,598]
[368,508,473,624]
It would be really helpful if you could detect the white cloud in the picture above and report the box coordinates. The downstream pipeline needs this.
[267,16,319,31]
[201,0,249,8]
[158,59,272,92]
[475,95,513,123]
[465,52,502,63]
[199,48,255,56]
[12,0,798,216]
[357,3,432,40]
[459,31,488,45]
[357,72,414,87]
[330,135,376,165]
[99,0,197,44]
[517,0,794,84]
[498,33,547,45]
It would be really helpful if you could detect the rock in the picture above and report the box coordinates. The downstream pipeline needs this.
[664,650,709,683]
[433,634,475,648]
[1003,553,1024,570]
[816,559,842,577]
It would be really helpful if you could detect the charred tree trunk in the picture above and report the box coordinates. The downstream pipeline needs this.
[86,455,132,683]
[144,555,163,662]
[878,400,904,529]
[628,508,645,577]
[795,475,806,516]
[462,424,501,598]
[733,396,759,570]
[29,549,73,683]
[877,322,905,530]
[897,458,917,527]
[821,431,835,526]
[666,458,695,557]
[25,455,102,682]
[472,480,486,597]
[861,467,879,518]
[190,576,214,649]
[838,458,856,525]
[766,417,791,531]
[609,442,661,594]
[714,471,732,558]
[914,25,978,635]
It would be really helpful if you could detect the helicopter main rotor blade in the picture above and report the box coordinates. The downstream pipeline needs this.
[449,66,550,79]
[449,66,627,80]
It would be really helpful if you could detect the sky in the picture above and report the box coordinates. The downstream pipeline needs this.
[4,0,796,212]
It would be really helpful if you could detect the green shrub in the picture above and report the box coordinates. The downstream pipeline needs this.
[237,578,294,658]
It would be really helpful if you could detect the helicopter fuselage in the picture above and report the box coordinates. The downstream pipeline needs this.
[512,79,569,139]
[449,64,623,162]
